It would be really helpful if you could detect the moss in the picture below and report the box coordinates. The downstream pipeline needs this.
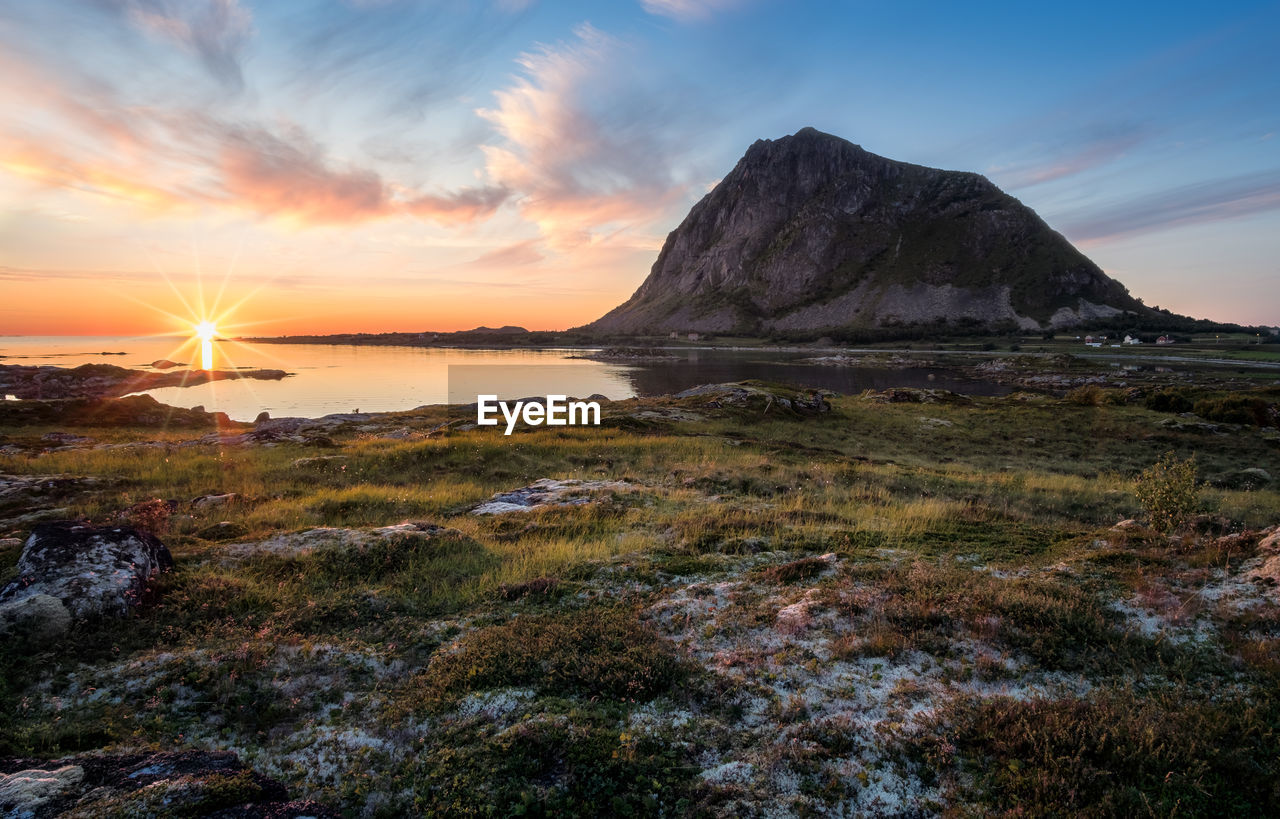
[906,689,1280,816]
[414,606,694,706]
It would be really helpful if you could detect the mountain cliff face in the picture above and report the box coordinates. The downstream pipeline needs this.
[586,128,1145,335]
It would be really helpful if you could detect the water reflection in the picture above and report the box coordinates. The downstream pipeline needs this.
[2,337,1010,421]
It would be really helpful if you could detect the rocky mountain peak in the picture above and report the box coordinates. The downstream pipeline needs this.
[586,128,1145,336]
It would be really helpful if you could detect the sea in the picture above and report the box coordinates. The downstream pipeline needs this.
[1,335,1009,422]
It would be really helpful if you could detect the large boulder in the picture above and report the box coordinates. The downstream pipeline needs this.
[0,522,173,639]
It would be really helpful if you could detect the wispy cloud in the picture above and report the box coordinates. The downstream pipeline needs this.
[458,239,544,270]
[98,0,253,88]
[988,125,1148,189]
[478,24,691,248]
[639,0,745,22]
[1062,169,1280,242]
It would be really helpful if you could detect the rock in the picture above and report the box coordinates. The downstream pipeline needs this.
[226,521,456,558]
[290,455,348,469]
[673,382,830,414]
[1209,467,1273,490]
[1258,527,1280,554]
[192,492,236,509]
[255,410,271,423]
[0,522,173,635]
[0,363,289,400]
[40,432,93,445]
[0,593,72,640]
[862,388,971,405]
[472,478,635,515]
[149,359,184,369]
[584,127,1144,336]
[0,751,336,818]
[1111,519,1140,530]
[0,764,84,816]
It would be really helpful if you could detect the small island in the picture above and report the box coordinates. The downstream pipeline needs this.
[0,363,290,400]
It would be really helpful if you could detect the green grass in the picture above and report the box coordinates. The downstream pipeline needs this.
[1,383,1278,814]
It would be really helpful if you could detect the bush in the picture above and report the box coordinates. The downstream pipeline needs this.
[1064,384,1104,406]
[1134,451,1198,533]
[1144,387,1194,413]
[417,606,690,705]
[1193,394,1272,427]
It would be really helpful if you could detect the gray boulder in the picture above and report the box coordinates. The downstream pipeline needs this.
[0,522,173,639]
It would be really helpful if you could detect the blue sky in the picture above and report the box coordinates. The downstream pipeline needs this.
[1,0,1276,333]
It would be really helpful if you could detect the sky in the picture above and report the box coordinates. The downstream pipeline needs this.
[1,0,1277,336]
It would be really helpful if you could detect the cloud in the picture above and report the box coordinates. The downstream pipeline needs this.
[477,24,691,248]
[406,186,510,225]
[101,0,253,88]
[214,123,388,223]
[458,239,544,269]
[1062,170,1280,242]
[639,0,744,22]
[989,125,1148,189]
[0,50,507,227]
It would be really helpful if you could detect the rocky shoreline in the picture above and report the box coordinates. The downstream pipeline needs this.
[0,363,289,400]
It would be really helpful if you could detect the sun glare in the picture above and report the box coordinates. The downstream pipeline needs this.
[195,321,217,370]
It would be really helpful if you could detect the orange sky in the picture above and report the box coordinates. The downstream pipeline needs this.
[2,1,1277,336]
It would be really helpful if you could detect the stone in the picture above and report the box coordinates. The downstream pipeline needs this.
[226,521,455,558]
[0,593,72,640]
[472,478,635,515]
[0,752,336,818]
[192,492,236,509]
[0,522,173,634]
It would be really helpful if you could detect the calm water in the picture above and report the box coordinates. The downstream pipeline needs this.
[2,336,1007,422]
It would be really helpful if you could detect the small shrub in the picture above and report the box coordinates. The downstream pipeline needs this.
[1134,451,1198,534]
[759,556,832,583]
[1193,394,1272,427]
[1145,387,1194,413]
[417,606,690,705]
[1064,384,1104,406]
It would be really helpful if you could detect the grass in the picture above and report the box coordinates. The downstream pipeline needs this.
[1,382,1278,814]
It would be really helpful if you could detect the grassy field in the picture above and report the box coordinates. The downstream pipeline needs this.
[2,382,1278,815]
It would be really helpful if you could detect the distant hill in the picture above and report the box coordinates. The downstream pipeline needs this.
[585,127,1150,336]
[458,326,528,335]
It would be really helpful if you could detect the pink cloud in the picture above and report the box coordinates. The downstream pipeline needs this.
[477,24,689,248]
[0,52,507,228]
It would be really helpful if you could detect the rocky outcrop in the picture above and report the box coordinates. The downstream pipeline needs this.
[0,363,289,400]
[586,127,1145,335]
[672,382,831,414]
[0,522,173,639]
[0,751,335,818]
[472,479,636,515]
[226,521,457,557]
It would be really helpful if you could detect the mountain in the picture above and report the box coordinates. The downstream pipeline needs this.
[585,128,1147,336]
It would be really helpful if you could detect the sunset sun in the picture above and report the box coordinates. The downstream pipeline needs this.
[195,321,217,370]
